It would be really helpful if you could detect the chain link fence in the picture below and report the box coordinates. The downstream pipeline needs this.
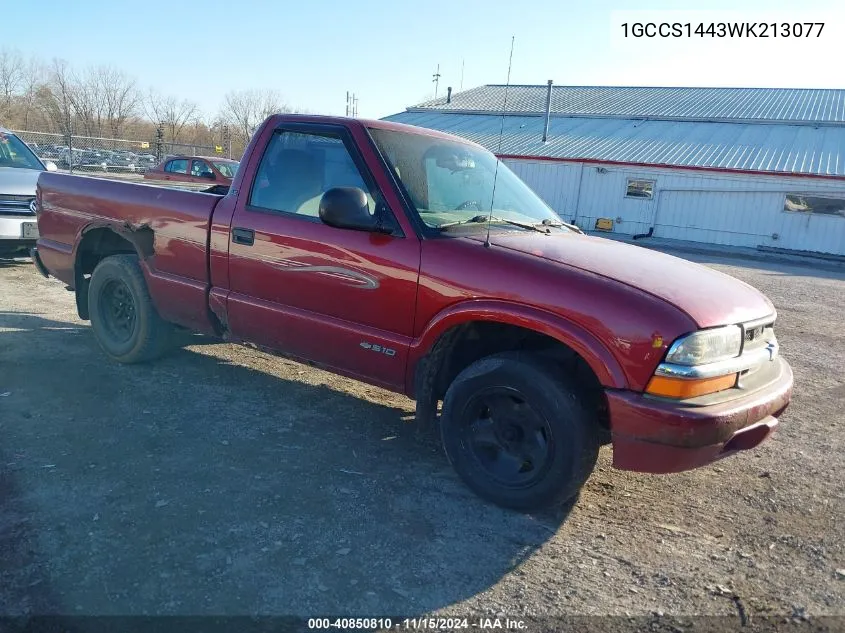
[12,129,228,177]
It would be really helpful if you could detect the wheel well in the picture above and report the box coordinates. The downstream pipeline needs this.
[414,321,610,442]
[74,227,151,320]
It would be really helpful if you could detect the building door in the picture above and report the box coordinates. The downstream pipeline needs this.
[652,190,781,248]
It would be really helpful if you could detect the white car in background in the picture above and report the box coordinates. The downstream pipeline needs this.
[0,128,58,257]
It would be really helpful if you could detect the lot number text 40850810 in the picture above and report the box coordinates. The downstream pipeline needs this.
[307,617,528,630]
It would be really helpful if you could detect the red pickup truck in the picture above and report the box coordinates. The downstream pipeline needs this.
[31,114,792,511]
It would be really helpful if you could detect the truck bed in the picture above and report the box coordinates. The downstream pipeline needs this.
[36,171,224,334]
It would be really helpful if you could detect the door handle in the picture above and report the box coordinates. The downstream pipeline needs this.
[232,227,255,246]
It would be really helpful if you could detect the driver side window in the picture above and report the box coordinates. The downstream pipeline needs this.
[249,130,376,218]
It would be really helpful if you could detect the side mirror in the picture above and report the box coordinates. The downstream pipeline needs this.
[319,187,380,232]
[45,161,58,172]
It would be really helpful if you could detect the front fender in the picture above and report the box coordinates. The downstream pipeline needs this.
[405,299,629,394]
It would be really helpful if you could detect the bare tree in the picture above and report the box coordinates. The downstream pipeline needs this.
[68,67,104,137]
[18,57,44,129]
[95,66,139,139]
[0,48,24,118]
[37,58,77,138]
[145,89,198,142]
[219,89,292,145]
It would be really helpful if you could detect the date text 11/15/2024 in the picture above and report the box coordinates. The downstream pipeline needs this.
[307,617,528,630]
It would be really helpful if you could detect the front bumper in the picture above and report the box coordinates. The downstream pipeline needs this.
[0,215,38,254]
[0,215,37,240]
[608,356,793,473]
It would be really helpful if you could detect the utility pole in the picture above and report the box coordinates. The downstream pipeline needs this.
[155,122,164,164]
[222,125,231,159]
[346,91,359,117]
[460,59,465,91]
[432,64,441,99]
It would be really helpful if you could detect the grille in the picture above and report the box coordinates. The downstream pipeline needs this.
[0,195,35,215]
[743,322,776,352]
[745,326,765,342]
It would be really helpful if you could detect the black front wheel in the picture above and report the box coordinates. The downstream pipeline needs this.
[440,352,600,511]
[88,254,174,363]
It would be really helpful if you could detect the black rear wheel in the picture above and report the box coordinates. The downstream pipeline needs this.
[441,352,600,511]
[96,278,137,344]
[88,254,174,363]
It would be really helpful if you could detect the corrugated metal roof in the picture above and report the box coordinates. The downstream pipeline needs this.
[381,111,845,178]
[411,85,845,125]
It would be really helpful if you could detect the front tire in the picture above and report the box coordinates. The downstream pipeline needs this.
[88,254,174,363]
[440,352,600,512]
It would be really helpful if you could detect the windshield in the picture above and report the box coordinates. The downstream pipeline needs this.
[213,161,238,178]
[0,131,45,170]
[368,127,565,232]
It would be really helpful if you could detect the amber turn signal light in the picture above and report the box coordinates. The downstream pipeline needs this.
[645,373,737,399]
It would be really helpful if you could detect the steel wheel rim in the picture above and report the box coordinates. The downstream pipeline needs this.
[459,387,554,489]
[99,278,137,343]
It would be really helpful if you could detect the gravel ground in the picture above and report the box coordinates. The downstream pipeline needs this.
[0,249,843,628]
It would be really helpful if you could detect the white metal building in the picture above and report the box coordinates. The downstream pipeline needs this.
[383,85,845,256]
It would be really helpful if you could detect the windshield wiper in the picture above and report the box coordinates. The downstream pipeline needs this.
[540,218,585,234]
[438,214,552,234]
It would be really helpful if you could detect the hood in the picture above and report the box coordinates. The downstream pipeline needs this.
[484,231,775,328]
[0,167,42,196]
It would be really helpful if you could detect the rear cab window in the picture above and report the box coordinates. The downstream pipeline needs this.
[165,159,188,174]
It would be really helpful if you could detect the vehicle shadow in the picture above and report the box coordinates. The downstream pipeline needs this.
[0,312,575,617]
[0,256,33,269]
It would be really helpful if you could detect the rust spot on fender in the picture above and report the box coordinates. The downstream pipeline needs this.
[81,221,155,259]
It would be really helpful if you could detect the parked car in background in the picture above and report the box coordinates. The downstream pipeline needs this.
[143,155,239,185]
[59,148,84,169]
[134,154,157,173]
[82,149,111,171]
[36,144,66,161]
[60,148,110,171]
[0,128,57,256]
[104,151,137,172]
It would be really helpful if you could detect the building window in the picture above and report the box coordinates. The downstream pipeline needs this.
[784,194,845,218]
[625,178,655,199]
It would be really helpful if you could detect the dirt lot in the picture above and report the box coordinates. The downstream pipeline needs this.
[0,250,843,626]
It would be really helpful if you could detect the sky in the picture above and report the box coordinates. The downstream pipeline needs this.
[4,0,844,121]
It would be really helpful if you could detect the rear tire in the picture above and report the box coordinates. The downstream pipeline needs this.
[88,254,174,363]
[440,352,600,512]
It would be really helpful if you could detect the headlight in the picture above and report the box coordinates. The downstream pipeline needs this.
[665,325,741,366]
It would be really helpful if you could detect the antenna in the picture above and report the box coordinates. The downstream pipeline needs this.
[484,36,515,249]
[432,64,441,99]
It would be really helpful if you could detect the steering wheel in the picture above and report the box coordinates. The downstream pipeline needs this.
[455,200,482,211]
